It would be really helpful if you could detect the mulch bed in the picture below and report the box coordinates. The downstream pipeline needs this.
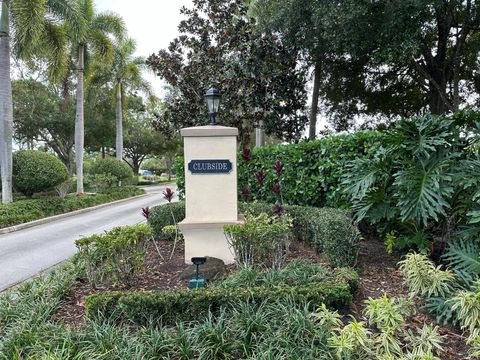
[53,240,188,326]
[54,237,471,358]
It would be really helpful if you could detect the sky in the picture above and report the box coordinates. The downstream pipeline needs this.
[95,0,193,97]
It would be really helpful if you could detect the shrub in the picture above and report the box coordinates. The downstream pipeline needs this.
[148,202,185,240]
[54,178,72,198]
[12,150,68,197]
[175,131,386,205]
[317,294,444,359]
[75,224,152,287]
[399,248,480,357]
[224,213,292,268]
[343,112,480,253]
[0,186,144,229]
[149,201,360,267]
[85,280,353,326]
[90,158,132,185]
[215,259,359,290]
[242,202,361,267]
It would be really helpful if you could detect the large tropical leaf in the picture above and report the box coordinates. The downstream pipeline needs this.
[392,115,455,161]
[393,156,454,225]
[443,239,480,276]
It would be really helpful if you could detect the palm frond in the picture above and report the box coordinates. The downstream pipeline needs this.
[10,0,47,59]
[41,21,69,83]
[46,0,86,45]
[91,11,125,39]
[88,28,114,65]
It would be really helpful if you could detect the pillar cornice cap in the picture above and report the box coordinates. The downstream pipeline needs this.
[181,125,238,137]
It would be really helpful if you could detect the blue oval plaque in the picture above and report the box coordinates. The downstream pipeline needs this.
[188,159,232,174]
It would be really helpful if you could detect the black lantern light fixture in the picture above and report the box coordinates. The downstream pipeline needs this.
[204,87,221,125]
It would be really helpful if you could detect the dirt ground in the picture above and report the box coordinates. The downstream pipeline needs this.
[53,237,470,359]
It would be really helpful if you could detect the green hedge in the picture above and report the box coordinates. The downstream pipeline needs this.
[86,280,353,326]
[148,201,360,267]
[0,186,144,229]
[174,131,385,206]
[147,201,185,240]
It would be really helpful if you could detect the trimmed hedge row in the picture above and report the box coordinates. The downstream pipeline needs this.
[148,201,361,267]
[174,131,386,206]
[0,186,144,229]
[86,280,353,326]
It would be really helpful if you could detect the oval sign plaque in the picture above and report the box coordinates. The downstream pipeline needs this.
[188,159,232,174]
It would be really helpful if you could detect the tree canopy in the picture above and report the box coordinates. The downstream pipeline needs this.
[147,0,308,145]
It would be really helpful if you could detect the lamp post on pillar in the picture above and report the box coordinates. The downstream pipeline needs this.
[178,88,242,265]
[204,88,221,125]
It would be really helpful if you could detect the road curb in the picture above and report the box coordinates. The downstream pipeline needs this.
[0,193,149,235]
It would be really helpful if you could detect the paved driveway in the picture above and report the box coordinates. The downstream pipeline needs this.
[0,184,177,291]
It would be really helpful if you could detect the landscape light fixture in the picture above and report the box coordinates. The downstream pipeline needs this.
[204,88,221,125]
[189,257,207,289]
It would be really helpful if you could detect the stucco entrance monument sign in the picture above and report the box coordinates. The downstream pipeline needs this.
[178,125,242,264]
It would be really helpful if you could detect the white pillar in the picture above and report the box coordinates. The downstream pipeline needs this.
[178,125,242,264]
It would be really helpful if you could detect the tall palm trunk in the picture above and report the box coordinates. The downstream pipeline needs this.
[75,44,85,194]
[0,0,13,204]
[115,82,123,160]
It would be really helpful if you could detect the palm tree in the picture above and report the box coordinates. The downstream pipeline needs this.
[70,0,124,193]
[107,37,151,160]
[0,0,77,204]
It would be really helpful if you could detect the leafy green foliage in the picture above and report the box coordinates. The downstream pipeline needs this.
[12,150,68,197]
[215,259,358,290]
[240,202,361,267]
[90,157,132,184]
[316,294,444,359]
[224,213,292,268]
[85,280,353,327]
[175,130,385,207]
[75,224,152,288]
[0,186,144,229]
[147,202,185,240]
[400,248,480,356]
[344,113,480,252]
[147,0,308,145]
[0,262,79,352]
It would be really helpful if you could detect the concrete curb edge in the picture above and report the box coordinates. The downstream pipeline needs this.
[0,193,149,235]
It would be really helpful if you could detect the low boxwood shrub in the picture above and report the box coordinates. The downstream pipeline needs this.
[242,202,361,267]
[90,158,133,185]
[75,224,153,287]
[147,201,185,240]
[148,201,360,267]
[85,280,353,326]
[12,150,68,197]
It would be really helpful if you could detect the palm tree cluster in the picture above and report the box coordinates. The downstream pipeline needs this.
[0,0,151,203]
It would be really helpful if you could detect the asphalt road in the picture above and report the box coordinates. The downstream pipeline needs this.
[0,184,177,291]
